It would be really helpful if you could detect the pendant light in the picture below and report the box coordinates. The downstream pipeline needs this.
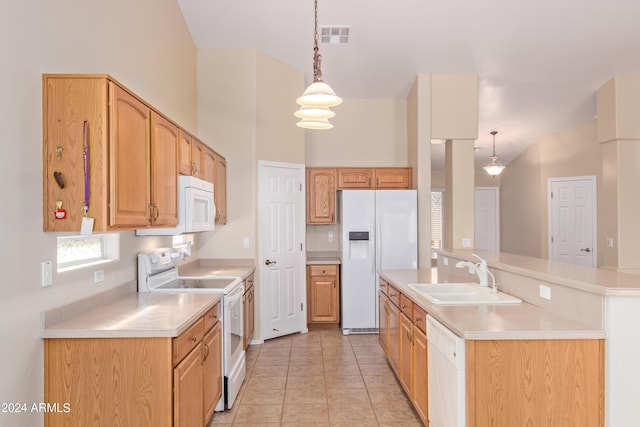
[295,0,342,129]
[483,131,506,176]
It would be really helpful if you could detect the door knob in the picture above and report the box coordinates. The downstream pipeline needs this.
[265,259,277,266]
[580,248,591,253]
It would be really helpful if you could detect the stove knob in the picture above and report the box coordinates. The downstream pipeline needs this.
[151,257,159,264]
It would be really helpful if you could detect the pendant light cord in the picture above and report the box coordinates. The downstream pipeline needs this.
[312,0,323,83]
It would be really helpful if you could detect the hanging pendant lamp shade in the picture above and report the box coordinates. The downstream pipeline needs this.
[295,0,342,129]
[484,131,506,176]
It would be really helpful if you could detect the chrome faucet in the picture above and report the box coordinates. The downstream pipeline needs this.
[455,254,498,292]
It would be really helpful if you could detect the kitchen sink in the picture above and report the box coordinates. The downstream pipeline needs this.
[408,282,522,305]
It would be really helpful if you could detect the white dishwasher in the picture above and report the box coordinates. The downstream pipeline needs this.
[427,315,466,427]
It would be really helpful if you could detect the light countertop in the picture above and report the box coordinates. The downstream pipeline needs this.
[42,290,222,339]
[306,251,341,265]
[441,249,640,296]
[379,268,606,340]
[178,258,255,279]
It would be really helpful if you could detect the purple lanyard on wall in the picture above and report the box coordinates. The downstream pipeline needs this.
[83,121,90,216]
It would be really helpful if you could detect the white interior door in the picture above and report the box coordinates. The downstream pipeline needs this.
[549,176,597,267]
[258,161,306,341]
[474,187,499,252]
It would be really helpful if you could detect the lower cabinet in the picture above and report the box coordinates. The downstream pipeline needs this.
[307,264,340,326]
[243,274,255,350]
[44,302,222,427]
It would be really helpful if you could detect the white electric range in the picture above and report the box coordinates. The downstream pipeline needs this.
[138,248,246,411]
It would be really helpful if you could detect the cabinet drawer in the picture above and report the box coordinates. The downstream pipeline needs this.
[379,278,388,296]
[400,294,413,317]
[173,317,204,366]
[203,302,221,332]
[413,304,427,333]
[309,265,338,276]
[388,284,401,308]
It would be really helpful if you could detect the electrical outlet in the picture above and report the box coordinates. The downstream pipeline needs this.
[539,284,551,300]
[41,261,53,287]
[328,231,334,243]
[242,237,250,249]
[443,257,448,266]
[462,238,472,248]
[94,270,104,284]
[607,237,614,248]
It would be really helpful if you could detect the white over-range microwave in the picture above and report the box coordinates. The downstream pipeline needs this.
[136,175,216,236]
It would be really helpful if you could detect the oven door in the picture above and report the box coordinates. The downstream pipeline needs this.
[223,283,246,409]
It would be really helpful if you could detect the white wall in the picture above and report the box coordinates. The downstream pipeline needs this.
[0,2,197,426]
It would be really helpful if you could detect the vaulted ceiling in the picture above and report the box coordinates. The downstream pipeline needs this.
[178,0,640,169]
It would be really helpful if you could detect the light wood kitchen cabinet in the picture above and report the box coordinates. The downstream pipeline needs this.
[412,319,428,424]
[399,310,413,394]
[243,274,255,349]
[465,339,604,427]
[306,168,337,224]
[337,168,374,188]
[378,291,390,354]
[43,74,179,231]
[336,167,412,189]
[44,301,222,427]
[307,264,340,325]
[374,167,412,189]
[214,152,227,224]
[203,145,216,183]
[191,138,206,179]
[387,285,401,375]
[203,321,222,423]
[178,130,194,175]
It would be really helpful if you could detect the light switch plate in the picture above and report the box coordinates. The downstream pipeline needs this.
[328,231,334,243]
[443,257,448,266]
[242,237,250,249]
[539,284,551,300]
[462,238,472,248]
[606,237,614,248]
[41,261,53,287]
[94,270,104,284]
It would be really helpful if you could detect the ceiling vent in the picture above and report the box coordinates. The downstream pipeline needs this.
[320,26,350,45]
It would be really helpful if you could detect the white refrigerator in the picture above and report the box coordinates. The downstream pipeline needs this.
[339,190,418,334]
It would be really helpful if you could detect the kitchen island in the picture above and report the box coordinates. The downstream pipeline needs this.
[379,248,640,427]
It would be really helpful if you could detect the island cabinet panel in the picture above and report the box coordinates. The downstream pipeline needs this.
[466,339,605,427]
[44,338,173,427]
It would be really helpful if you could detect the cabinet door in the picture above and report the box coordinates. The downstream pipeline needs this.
[203,322,222,424]
[374,168,412,189]
[202,147,215,184]
[306,168,336,224]
[248,286,255,341]
[378,292,390,354]
[192,139,205,180]
[337,168,373,189]
[399,312,413,395]
[109,83,151,227]
[178,130,193,175]
[242,289,249,350]
[214,154,227,224]
[150,112,178,227]
[388,300,400,375]
[413,326,428,424]
[308,275,339,323]
[173,343,204,427]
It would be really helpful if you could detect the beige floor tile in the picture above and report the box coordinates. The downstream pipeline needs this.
[323,362,361,377]
[286,374,326,389]
[251,364,289,377]
[355,353,389,365]
[288,362,325,376]
[246,374,287,389]
[357,362,393,376]
[366,385,410,403]
[241,385,286,405]
[330,422,379,427]
[324,374,366,389]
[282,403,329,423]
[348,334,379,345]
[208,406,236,424]
[326,387,371,405]
[284,386,327,404]
[352,344,385,356]
[233,404,283,423]
[362,373,402,388]
[232,423,282,427]
[282,423,329,427]
[328,402,376,422]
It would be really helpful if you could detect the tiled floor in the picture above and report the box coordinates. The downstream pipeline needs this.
[208,329,423,426]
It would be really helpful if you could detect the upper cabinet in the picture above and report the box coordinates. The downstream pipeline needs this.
[337,167,412,189]
[306,168,337,224]
[43,74,226,232]
[214,154,227,224]
[337,168,374,189]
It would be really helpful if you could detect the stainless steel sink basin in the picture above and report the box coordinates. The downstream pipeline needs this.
[408,283,522,305]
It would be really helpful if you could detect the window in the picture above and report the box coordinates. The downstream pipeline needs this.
[431,190,444,260]
[57,234,119,271]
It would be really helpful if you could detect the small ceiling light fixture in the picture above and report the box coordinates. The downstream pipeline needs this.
[295,0,342,129]
[483,131,506,176]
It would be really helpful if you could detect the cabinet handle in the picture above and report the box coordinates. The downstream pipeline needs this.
[401,304,406,309]
[333,279,336,289]
[415,316,422,322]
[406,329,412,342]
[368,177,371,186]
[191,162,197,174]
[153,205,159,222]
[190,336,197,343]
[377,177,380,186]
